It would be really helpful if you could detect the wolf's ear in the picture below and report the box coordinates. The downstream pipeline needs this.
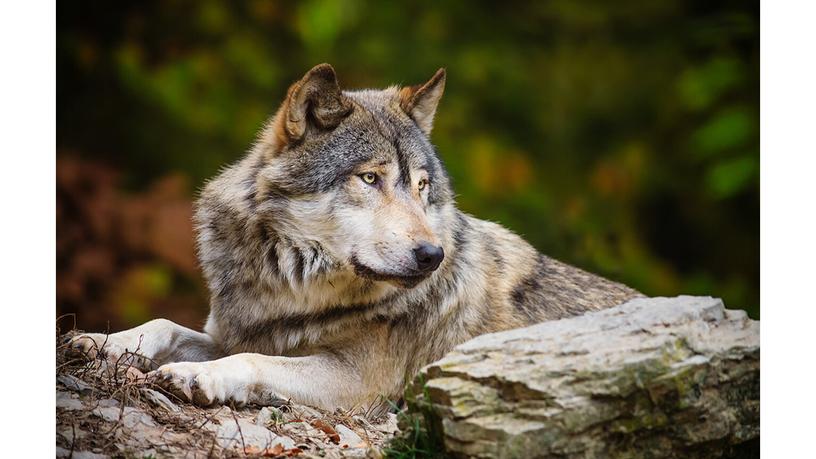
[399,68,446,136]
[274,63,352,145]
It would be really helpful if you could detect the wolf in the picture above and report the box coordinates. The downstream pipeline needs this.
[69,64,641,412]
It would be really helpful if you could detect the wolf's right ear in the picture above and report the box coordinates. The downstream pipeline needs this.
[269,64,352,148]
[399,68,446,136]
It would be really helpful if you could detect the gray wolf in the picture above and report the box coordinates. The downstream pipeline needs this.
[70,64,641,412]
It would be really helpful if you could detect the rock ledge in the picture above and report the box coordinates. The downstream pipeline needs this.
[407,296,759,458]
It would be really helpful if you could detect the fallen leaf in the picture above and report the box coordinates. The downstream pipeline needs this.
[311,419,340,444]
[244,443,285,457]
[264,444,284,456]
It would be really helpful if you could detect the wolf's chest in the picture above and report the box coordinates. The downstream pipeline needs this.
[208,277,403,355]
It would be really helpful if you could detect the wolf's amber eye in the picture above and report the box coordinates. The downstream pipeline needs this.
[360,172,378,185]
[418,178,429,191]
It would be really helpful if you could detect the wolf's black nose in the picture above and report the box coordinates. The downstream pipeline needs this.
[414,242,444,273]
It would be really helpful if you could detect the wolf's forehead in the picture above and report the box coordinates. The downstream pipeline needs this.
[334,91,431,167]
[344,88,399,112]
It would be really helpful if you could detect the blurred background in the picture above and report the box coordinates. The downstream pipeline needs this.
[57,0,759,332]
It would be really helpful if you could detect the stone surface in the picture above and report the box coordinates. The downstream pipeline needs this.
[58,374,93,394]
[256,405,285,426]
[57,425,88,442]
[279,421,325,443]
[408,296,759,458]
[336,424,366,448]
[356,413,399,435]
[140,387,181,413]
[215,418,296,450]
[92,405,158,429]
[56,391,84,410]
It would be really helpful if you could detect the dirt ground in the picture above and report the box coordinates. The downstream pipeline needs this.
[56,330,400,458]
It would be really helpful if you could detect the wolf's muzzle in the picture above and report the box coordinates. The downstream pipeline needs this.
[413,242,444,273]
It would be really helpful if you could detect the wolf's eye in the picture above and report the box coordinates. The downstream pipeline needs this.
[360,172,378,185]
[418,178,429,191]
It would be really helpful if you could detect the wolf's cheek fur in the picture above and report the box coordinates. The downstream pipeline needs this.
[268,194,340,245]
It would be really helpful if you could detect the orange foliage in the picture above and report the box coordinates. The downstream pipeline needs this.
[57,155,208,331]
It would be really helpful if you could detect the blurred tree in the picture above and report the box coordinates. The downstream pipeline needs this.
[57,0,759,329]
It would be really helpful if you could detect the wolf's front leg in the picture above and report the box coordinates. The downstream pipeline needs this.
[151,353,366,410]
[68,319,224,371]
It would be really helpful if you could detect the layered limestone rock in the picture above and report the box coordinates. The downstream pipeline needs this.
[407,296,759,458]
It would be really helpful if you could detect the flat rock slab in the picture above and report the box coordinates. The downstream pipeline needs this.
[409,296,759,458]
[215,418,296,450]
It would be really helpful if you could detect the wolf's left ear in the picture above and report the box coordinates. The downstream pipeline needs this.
[399,68,446,136]
[273,63,353,146]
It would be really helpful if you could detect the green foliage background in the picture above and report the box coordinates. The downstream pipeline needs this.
[58,0,759,323]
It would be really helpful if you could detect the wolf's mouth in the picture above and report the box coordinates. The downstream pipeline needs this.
[350,256,427,288]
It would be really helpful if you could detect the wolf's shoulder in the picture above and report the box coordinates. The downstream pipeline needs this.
[454,212,641,323]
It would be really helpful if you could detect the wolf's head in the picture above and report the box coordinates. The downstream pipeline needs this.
[251,64,455,288]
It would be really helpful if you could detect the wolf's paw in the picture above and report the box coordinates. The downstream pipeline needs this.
[67,333,123,360]
[151,362,248,407]
[66,333,152,370]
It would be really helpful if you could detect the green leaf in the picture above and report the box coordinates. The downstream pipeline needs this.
[692,108,754,157]
[678,58,744,110]
[705,155,758,199]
